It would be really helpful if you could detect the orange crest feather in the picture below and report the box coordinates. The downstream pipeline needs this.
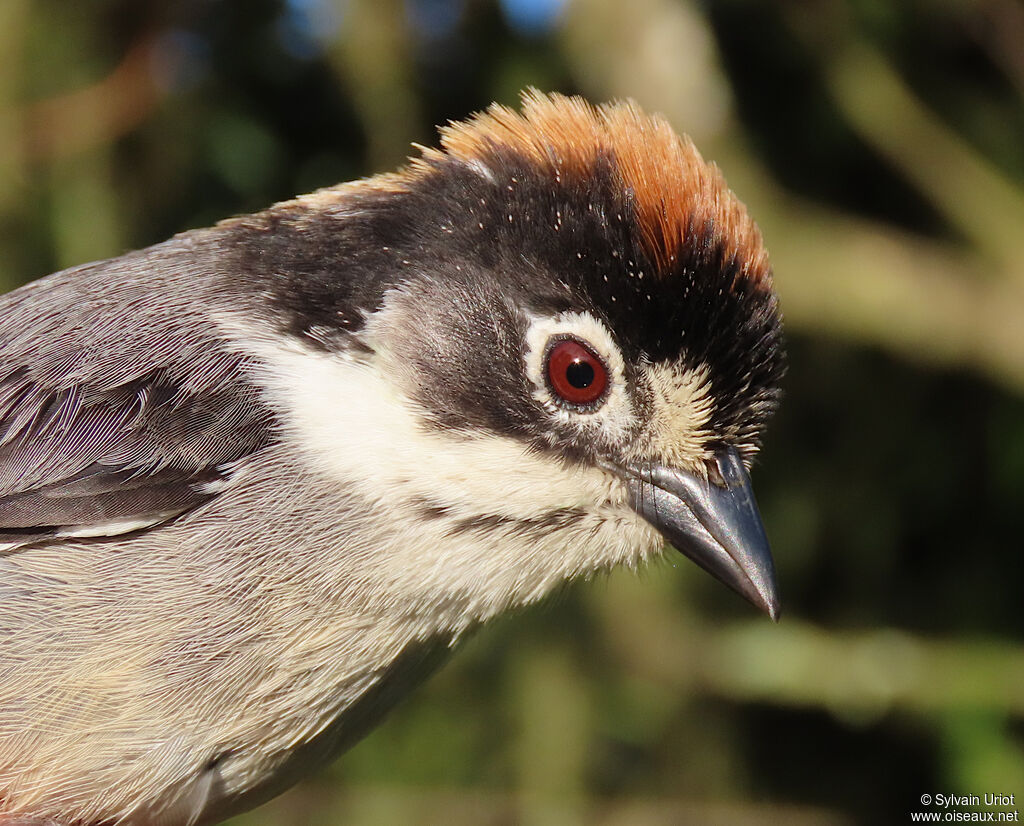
[411,90,771,287]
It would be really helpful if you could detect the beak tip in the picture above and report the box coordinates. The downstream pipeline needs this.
[743,577,781,622]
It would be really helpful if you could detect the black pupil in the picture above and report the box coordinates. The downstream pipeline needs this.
[565,359,595,389]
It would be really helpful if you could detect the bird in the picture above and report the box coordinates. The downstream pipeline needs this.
[0,90,785,826]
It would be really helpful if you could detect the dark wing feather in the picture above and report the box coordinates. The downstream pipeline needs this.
[0,234,275,550]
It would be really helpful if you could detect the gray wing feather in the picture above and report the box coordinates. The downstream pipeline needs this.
[0,233,275,548]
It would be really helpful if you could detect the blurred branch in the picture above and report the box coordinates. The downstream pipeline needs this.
[594,572,1024,720]
[702,622,1024,718]
[514,645,590,826]
[326,0,423,172]
[48,147,125,270]
[807,30,1024,281]
[0,0,28,215]
[724,151,1024,393]
[0,0,30,292]
[561,0,731,144]
[972,0,1024,99]
[23,37,165,162]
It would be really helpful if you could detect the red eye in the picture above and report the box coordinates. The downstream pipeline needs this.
[545,338,609,407]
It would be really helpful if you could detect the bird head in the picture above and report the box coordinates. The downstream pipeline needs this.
[230,91,785,628]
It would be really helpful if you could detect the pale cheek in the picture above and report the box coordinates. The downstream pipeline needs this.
[224,322,662,623]
[231,330,632,517]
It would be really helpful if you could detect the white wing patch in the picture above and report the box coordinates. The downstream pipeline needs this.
[55,512,184,540]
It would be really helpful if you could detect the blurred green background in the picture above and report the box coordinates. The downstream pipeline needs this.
[2,0,1023,823]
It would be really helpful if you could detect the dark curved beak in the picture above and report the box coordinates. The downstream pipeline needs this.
[624,447,779,620]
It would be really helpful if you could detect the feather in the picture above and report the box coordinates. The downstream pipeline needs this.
[0,245,274,550]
